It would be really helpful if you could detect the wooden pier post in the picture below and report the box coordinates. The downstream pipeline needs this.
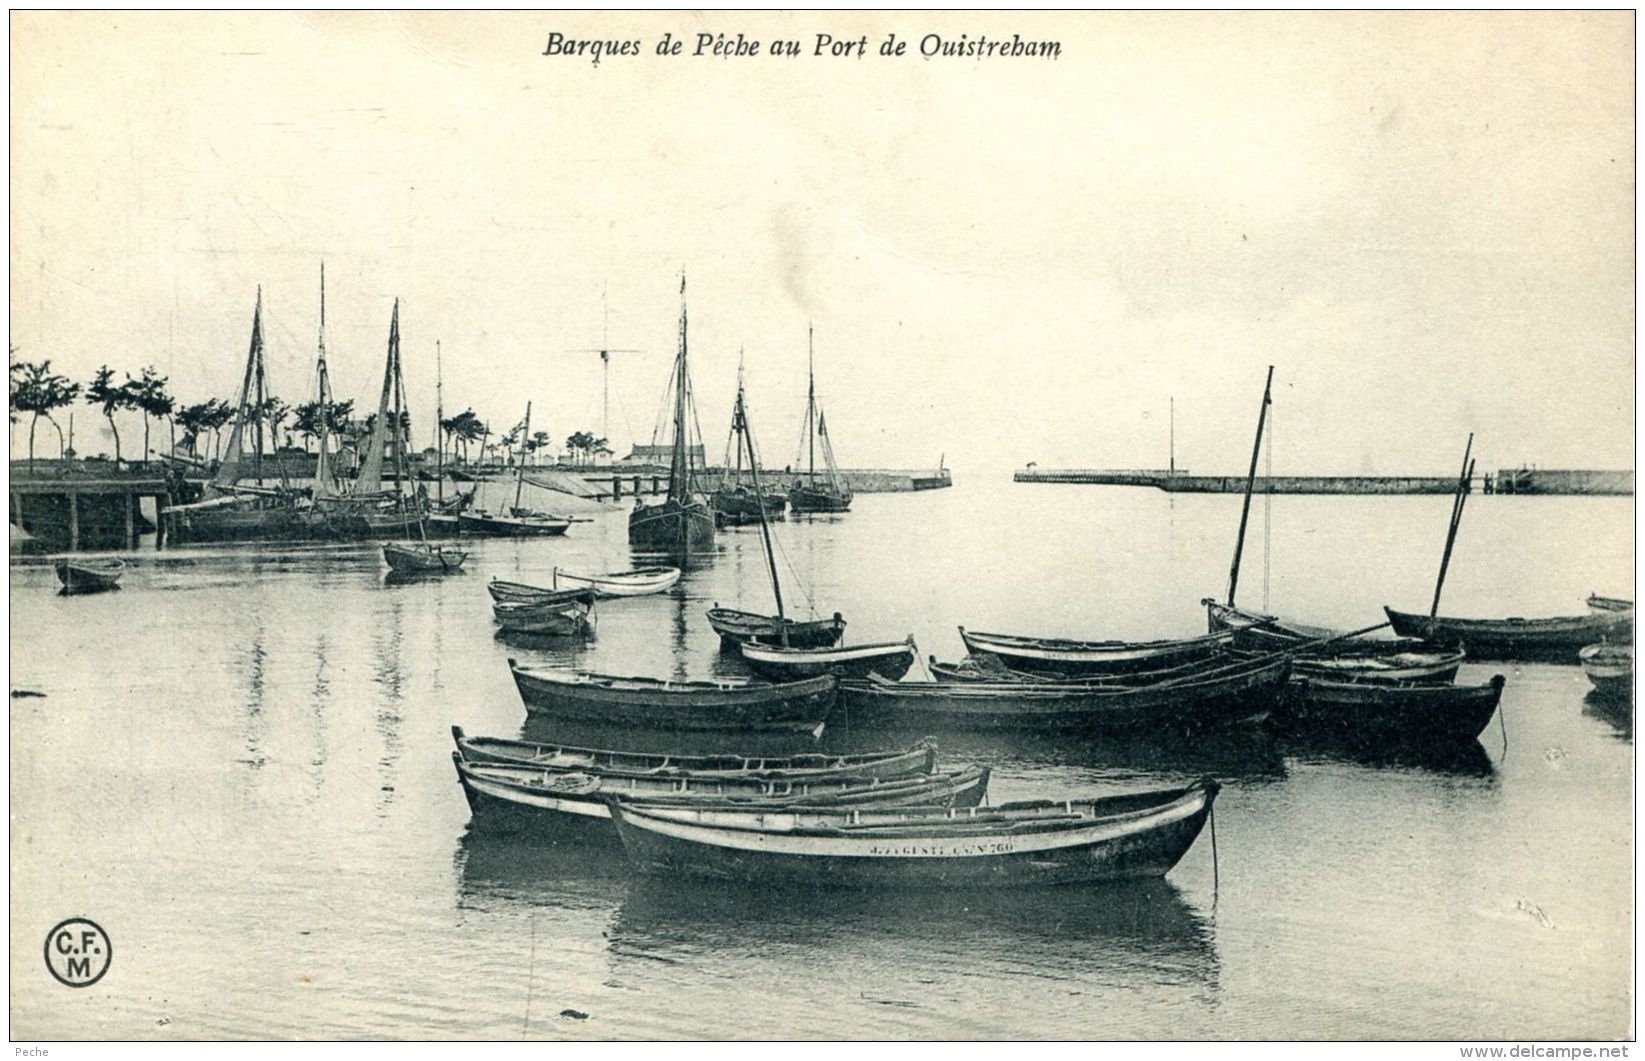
[155,492,168,550]
[652,475,660,494]
[612,475,622,498]
[68,491,80,552]
[124,490,135,549]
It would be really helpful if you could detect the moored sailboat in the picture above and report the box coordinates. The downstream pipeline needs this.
[629,276,715,549]
[788,325,853,514]
[705,368,849,652]
[370,302,468,577]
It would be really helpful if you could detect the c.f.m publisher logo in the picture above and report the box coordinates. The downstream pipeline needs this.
[44,918,111,988]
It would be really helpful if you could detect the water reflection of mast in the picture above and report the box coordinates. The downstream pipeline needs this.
[241,628,268,770]
[670,588,690,681]
[372,595,407,816]
[309,632,332,799]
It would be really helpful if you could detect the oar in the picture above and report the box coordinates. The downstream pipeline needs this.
[1142,620,1395,691]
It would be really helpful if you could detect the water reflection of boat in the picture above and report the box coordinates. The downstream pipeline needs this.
[455,828,631,901]
[818,722,1289,783]
[1582,690,1633,742]
[608,875,1217,993]
[1282,737,1497,779]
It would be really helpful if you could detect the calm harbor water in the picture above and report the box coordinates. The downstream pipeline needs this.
[8,478,1633,1040]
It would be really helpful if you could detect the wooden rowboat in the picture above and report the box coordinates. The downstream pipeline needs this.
[493,591,595,636]
[508,660,838,734]
[841,655,1289,733]
[1384,606,1632,662]
[553,565,681,597]
[54,557,125,594]
[958,626,1233,676]
[382,541,467,575]
[451,725,938,779]
[1285,674,1505,746]
[1579,643,1633,696]
[458,509,571,537]
[1588,594,1634,614]
[739,637,917,681]
[707,606,846,649]
[454,754,988,840]
[608,777,1221,888]
[927,653,1225,687]
[1206,600,1464,682]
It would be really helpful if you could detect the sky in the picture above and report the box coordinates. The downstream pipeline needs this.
[8,11,1635,476]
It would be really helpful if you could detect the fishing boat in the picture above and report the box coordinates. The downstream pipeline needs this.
[458,509,572,537]
[703,368,849,651]
[163,289,320,544]
[459,402,575,536]
[957,626,1234,677]
[1588,594,1634,614]
[707,608,847,650]
[451,725,938,779]
[713,486,787,526]
[1381,435,1627,662]
[55,557,125,594]
[508,660,837,734]
[1204,603,1464,682]
[740,636,918,681]
[840,654,1289,733]
[629,276,716,549]
[713,358,787,525]
[1285,674,1506,746]
[383,541,467,576]
[1579,643,1633,696]
[369,302,468,577]
[788,325,853,514]
[453,754,989,839]
[552,565,681,597]
[608,777,1221,888]
[927,653,1228,687]
[493,589,595,636]
[1383,606,1632,662]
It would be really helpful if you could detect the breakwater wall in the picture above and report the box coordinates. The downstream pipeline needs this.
[1013,466,1632,496]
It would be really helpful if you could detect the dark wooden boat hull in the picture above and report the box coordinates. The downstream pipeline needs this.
[382,543,466,575]
[628,497,715,548]
[458,511,570,536]
[713,489,787,525]
[509,662,838,733]
[452,725,938,779]
[1384,607,1632,662]
[707,607,846,649]
[609,779,1219,888]
[789,483,853,514]
[1286,674,1505,745]
[959,626,1233,676]
[841,657,1289,733]
[493,599,592,636]
[739,640,916,681]
[54,559,124,594]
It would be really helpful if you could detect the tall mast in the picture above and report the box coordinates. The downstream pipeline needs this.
[807,324,816,483]
[314,265,336,501]
[514,402,532,510]
[669,274,689,502]
[355,300,398,496]
[739,380,785,624]
[1226,365,1274,607]
[733,353,745,482]
[435,340,444,504]
[212,288,263,492]
[602,285,610,443]
[1430,433,1475,616]
[1169,396,1175,476]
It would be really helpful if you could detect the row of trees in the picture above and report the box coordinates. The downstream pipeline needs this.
[9,355,619,471]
